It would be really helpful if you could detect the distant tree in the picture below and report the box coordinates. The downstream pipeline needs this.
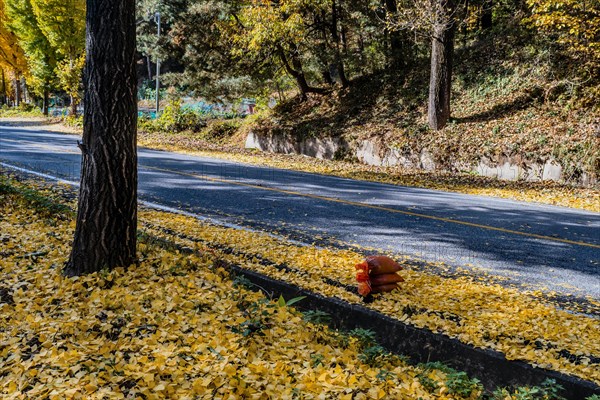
[65,0,138,275]
[390,0,458,130]
[30,0,85,114]
[4,0,58,115]
[428,0,456,130]
[227,0,331,99]
[0,0,28,105]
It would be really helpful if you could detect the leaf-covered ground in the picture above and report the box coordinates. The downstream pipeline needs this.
[2,174,599,400]
[0,181,493,399]
[140,210,600,386]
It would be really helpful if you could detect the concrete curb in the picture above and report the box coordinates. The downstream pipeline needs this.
[227,263,600,399]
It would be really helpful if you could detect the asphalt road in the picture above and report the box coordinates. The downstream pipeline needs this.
[1,122,599,299]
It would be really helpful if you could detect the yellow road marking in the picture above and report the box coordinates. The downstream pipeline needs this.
[141,165,600,249]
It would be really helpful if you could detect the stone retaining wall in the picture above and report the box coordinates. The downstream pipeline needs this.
[245,132,596,185]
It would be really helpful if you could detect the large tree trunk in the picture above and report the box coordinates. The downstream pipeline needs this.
[428,0,455,131]
[65,0,138,276]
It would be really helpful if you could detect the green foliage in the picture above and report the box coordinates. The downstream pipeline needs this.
[55,54,85,105]
[276,294,306,308]
[492,379,566,400]
[140,99,207,133]
[419,361,455,373]
[0,175,72,218]
[348,328,377,349]
[232,274,253,289]
[357,345,388,367]
[3,0,58,96]
[302,310,331,325]
[418,374,439,393]
[3,0,85,102]
[310,353,324,367]
[376,368,395,382]
[62,114,83,128]
[202,119,241,142]
[445,371,482,398]
[0,102,43,117]
[231,298,273,338]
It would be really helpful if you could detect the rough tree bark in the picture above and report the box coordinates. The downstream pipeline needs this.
[64,0,138,276]
[428,0,455,131]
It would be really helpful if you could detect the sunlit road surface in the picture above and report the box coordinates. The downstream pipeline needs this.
[1,122,599,300]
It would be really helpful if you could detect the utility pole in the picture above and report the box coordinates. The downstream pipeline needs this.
[155,11,161,115]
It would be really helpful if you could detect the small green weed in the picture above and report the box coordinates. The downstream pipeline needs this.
[302,310,331,325]
[446,371,482,398]
[492,378,566,400]
[349,328,377,349]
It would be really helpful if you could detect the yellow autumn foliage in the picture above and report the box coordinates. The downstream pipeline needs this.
[1,186,480,400]
[140,209,600,386]
[1,176,598,400]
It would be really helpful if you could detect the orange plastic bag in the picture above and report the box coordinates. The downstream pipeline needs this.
[355,255,403,276]
[355,255,403,296]
[371,283,399,294]
[370,273,404,286]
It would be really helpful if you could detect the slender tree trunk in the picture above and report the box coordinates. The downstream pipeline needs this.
[21,77,28,103]
[43,89,49,116]
[480,0,493,31]
[331,0,349,87]
[428,0,455,131]
[146,55,152,81]
[277,45,326,100]
[14,73,21,106]
[385,0,404,69]
[65,0,138,276]
[70,94,78,115]
[1,70,5,105]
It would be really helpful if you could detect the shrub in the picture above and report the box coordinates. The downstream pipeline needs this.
[139,99,207,133]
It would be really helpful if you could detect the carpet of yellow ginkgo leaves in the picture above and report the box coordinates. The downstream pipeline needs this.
[0,192,485,399]
[139,210,600,386]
